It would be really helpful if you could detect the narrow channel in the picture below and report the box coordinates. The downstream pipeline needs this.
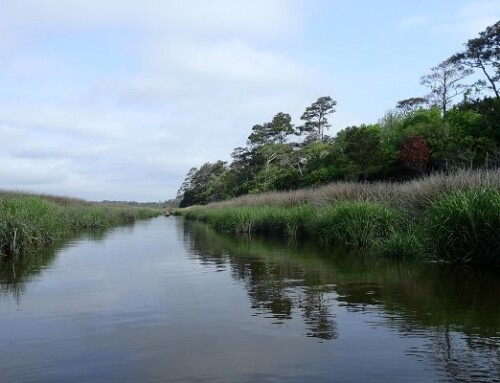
[0,217,498,383]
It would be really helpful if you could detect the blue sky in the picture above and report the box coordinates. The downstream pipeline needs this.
[0,0,498,201]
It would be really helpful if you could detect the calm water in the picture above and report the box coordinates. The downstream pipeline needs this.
[0,217,499,383]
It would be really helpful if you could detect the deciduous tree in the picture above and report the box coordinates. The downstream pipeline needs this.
[420,59,473,114]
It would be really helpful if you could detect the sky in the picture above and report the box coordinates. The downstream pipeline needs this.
[0,0,499,202]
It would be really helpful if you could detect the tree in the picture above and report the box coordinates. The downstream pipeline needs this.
[398,135,431,173]
[420,59,473,114]
[178,161,228,207]
[247,112,296,147]
[300,96,337,141]
[336,124,386,180]
[269,112,295,144]
[247,123,273,147]
[450,21,500,98]
[396,97,428,114]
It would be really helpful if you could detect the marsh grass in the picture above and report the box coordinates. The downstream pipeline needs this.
[306,202,403,248]
[178,169,500,267]
[198,168,500,215]
[183,202,403,248]
[0,192,161,257]
[374,224,427,259]
[184,205,314,238]
[425,188,500,267]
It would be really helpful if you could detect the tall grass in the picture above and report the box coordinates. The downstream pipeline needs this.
[306,202,403,247]
[425,188,500,267]
[184,205,314,238]
[182,202,403,248]
[199,168,500,215]
[178,169,500,268]
[0,192,161,257]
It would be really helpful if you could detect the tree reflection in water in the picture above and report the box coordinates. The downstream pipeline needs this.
[184,221,338,340]
[182,219,500,381]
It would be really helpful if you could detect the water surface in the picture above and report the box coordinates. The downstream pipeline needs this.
[0,217,499,382]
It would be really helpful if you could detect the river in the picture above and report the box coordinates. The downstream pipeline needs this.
[0,216,499,382]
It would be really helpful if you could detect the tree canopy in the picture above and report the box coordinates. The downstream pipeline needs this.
[177,21,500,207]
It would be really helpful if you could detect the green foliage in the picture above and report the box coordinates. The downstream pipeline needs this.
[449,20,500,97]
[178,83,500,208]
[178,161,228,207]
[336,124,387,179]
[425,188,500,267]
[300,96,337,142]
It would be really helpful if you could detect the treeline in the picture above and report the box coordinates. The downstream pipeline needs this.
[178,21,500,208]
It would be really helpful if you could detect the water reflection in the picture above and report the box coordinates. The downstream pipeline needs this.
[183,220,500,382]
[184,221,339,340]
[0,227,122,303]
[0,247,58,303]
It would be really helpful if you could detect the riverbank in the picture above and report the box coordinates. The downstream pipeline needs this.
[0,191,162,257]
[176,169,500,268]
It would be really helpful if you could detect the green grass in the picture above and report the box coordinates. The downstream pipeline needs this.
[374,224,427,259]
[178,171,500,268]
[425,188,500,267]
[0,192,161,257]
[306,202,404,248]
[182,202,404,248]
[184,204,314,238]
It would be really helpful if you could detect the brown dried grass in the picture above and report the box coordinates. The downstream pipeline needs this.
[199,168,500,215]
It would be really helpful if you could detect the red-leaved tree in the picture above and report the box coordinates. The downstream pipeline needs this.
[398,135,431,173]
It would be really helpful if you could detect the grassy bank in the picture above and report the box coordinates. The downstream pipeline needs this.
[177,169,500,268]
[0,191,162,257]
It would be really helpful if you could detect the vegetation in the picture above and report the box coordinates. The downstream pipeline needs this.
[173,21,500,268]
[425,188,500,267]
[0,191,161,258]
[177,22,500,208]
[177,169,500,267]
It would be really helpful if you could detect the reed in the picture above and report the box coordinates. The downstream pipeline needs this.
[198,168,500,216]
[0,192,161,257]
[178,169,500,267]
[182,202,403,248]
[184,205,314,238]
[425,188,500,267]
[306,202,403,248]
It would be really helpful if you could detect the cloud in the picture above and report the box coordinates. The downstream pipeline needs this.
[0,0,356,201]
[0,0,302,40]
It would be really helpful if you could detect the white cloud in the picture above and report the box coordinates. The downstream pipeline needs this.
[0,0,302,40]
[0,0,369,201]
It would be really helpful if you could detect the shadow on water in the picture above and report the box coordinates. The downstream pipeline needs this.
[183,220,500,383]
